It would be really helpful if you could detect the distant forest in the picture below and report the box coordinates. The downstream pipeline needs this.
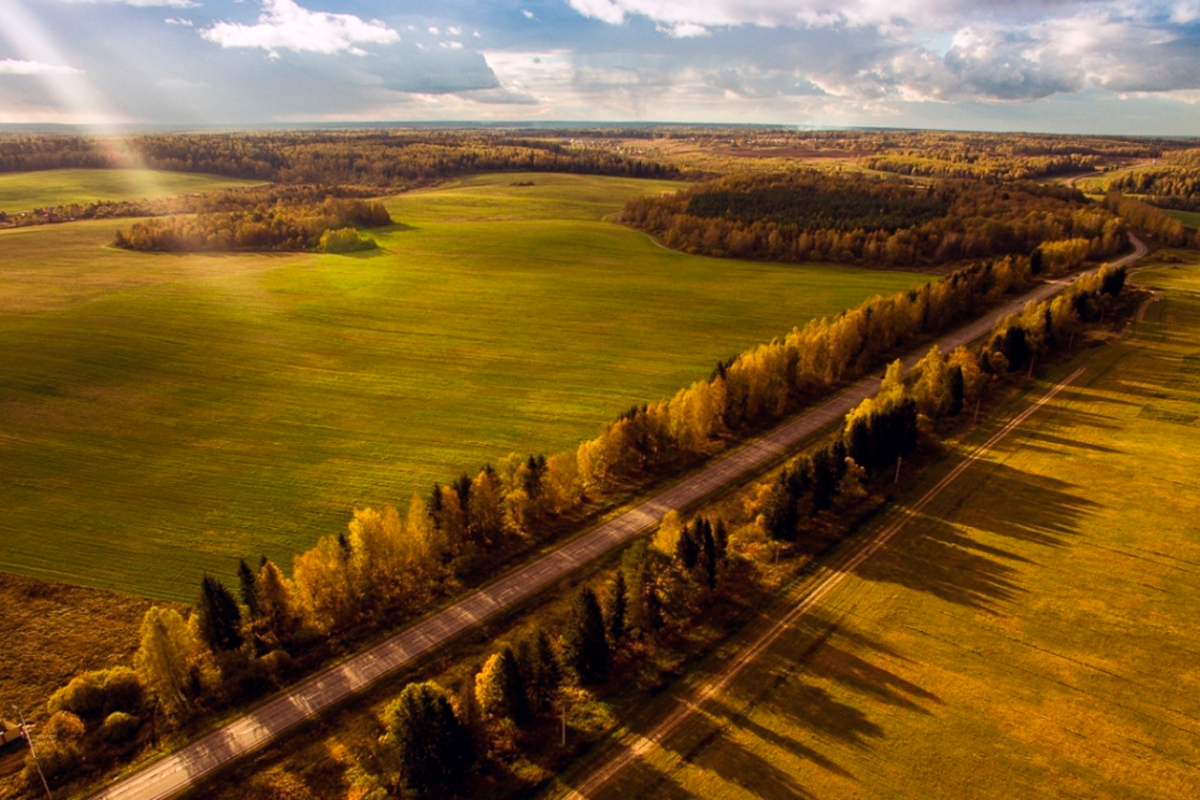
[0,130,683,185]
[622,171,1130,267]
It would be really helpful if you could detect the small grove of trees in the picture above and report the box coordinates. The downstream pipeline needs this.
[622,171,1128,267]
[113,198,391,253]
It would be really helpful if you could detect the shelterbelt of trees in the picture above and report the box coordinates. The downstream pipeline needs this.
[113,196,392,253]
[26,232,1134,794]
[368,262,1131,799]
[28,260,1131,799]
[622,171,1128,267]
[0,131,682,185]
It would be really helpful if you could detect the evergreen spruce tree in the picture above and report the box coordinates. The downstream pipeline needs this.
[197,575,243,653]
[382,681,474,799]
[811,448,839,513]
[676,522,700,570]
[562,587,609,685]
[236,558,260,620]
[762,473,799,542]
[700,519,717,590]
[603,570,627,647]
[530,628,562,712]
[948,365,965,417]
[713,518,729,566]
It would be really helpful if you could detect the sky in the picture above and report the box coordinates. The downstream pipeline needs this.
[0,0,1199,133]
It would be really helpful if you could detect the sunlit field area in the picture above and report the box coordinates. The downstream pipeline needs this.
[0,168,261,213]
[556,256,1200,800]
[0,171,933,600]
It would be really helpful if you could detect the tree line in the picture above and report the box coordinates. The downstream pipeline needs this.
[622,171,1128,267]
[356,261,1133,798]
[24,248,1132,794]
[113,197,391,253]
[0,131,682,185]
[1102,193,1195,247]
[858,152,1101,181]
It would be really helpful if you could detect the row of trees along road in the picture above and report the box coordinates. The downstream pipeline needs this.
[366,262,1131,798]
[26,246,1131,793]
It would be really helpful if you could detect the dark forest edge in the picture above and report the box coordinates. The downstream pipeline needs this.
[621,171,1198,268]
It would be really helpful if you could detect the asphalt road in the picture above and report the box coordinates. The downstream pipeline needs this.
[87,237,1145,800]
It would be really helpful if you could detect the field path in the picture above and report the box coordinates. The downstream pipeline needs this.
[559,367,1087,799]
[86,238,1145,800]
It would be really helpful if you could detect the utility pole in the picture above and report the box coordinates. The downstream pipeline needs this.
[559,701,568,747]
[1027,357,1035,378]
[13,705,52,800]
[894,456,902,484]
[973,398,981,425]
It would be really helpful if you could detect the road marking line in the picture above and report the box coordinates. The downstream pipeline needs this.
[564,367,1086,799]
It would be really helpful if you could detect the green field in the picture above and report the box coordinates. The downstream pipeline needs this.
[1165,209,1200,229]
[0,168,261,213]
[561,269,1200,798]
[0,172,933,601]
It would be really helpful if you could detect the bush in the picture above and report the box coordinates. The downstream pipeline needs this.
[46,710,85,742]
[99,711,141,745]
[101,667,146,717]
[47,672,106,721]
[318,227,377,253]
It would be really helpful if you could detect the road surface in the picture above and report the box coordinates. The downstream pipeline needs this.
[87,237,1145,800]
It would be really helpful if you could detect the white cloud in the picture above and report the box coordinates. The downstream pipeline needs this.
[1168,1,1200,23]
[448,26,462,35]
[428,26,440,34]
[200,0,400,58]
[0,58,84,75]
[440,41,464,49]
[164,17,193,26]
[522,9,537,19]
[658,22,711,37]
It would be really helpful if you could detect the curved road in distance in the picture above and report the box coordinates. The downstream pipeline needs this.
[88,236,1146,800]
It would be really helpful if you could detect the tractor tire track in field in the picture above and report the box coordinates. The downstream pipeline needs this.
[562,367,1087,800]
[87,237,1144,800]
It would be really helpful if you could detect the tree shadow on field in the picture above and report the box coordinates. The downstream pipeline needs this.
[685,738,821,800]
[853,513,1026,613]
[854,460,1097,611]
[960,461,1098,548]
[1049,386,1144,409]
[591,757,694,800]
